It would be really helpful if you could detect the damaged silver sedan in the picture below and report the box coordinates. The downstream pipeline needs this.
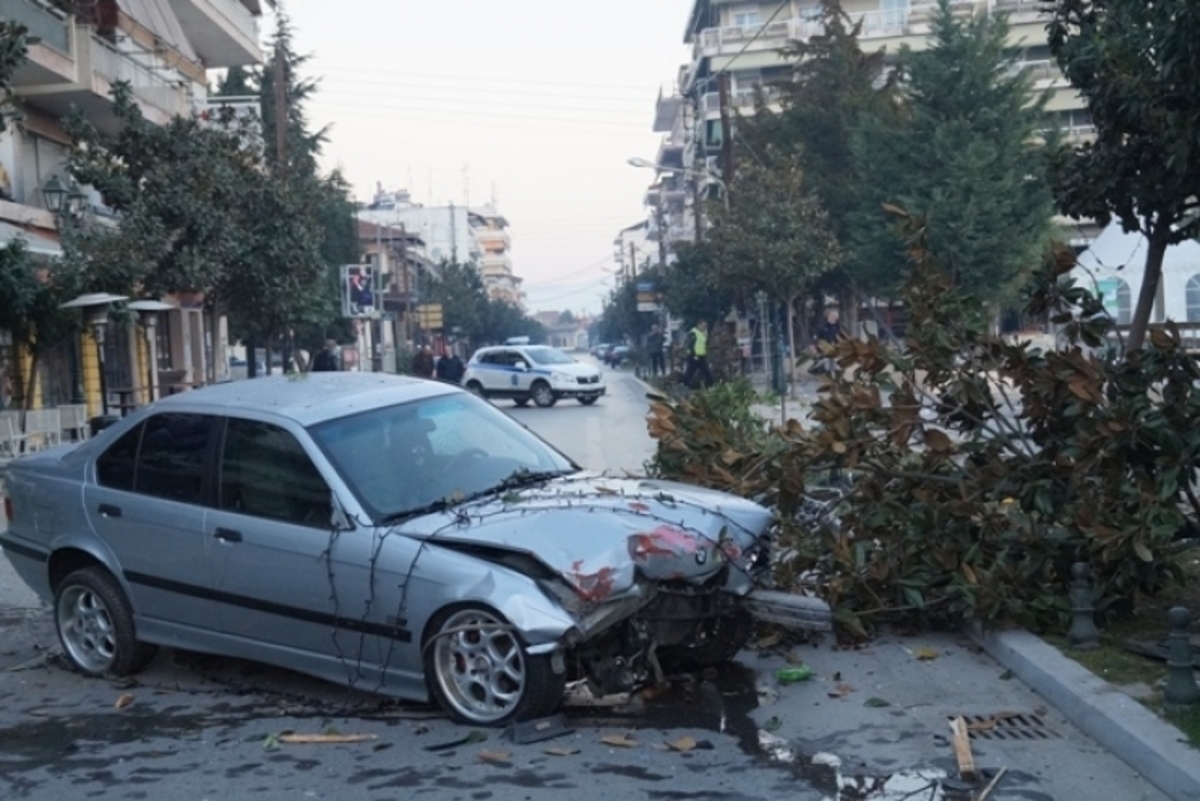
[0,374,828,725]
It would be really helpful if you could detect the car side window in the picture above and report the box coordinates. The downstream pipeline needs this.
[506,351,528,368]
[480,351,503,365]
[96,423,144,492]
[136,414,214,504]
[220,418,332,529]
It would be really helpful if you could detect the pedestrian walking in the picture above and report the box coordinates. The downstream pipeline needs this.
[311,340,340,372]
[412,344,435,378]
[810,308,842,375]
[682,320,713,389]
[435,349,465,384]
[648,324,666,377]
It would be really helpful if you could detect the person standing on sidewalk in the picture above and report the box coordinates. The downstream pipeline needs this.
[810,308,843,375]
[648,324,666,377]
[682,320,713,388]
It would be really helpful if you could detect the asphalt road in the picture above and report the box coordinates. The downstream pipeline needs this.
[0,363,1170,800]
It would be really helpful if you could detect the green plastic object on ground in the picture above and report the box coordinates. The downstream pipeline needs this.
[775,665,815,684]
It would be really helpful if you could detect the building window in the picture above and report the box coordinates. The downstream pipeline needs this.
[1096,277,1132,325]
[732,6,760,27]
[1187,275,1200,322]
[881,0,910,28]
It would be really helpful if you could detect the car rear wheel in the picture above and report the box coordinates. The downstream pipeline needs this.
[531,381,556,408]
[55,567,157,677]
[578,396,598,406]
[466,380,485,397]
[425,604,565,725]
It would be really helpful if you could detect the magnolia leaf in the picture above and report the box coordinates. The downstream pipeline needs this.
[601,734,637,748]
[924,429,953,453]
[1133,541,1153,562]
[114,694,134,710]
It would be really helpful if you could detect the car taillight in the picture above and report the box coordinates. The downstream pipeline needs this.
[3,496,12,524]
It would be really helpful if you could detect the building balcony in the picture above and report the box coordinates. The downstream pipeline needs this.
[2,0,76,87]
[695,18,793,60]
[701,85,780,119]
[993,0,1049,23]
[790,2,975,49]
[167,0,263,67]
[654,92,684,133]
[17,26,190,130]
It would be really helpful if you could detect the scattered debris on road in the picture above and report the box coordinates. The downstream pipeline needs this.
[949,716,977,781]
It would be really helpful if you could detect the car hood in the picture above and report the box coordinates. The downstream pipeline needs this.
[398,474,772,602]
[537,362,599,377]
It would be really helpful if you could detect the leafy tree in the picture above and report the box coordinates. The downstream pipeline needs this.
[1047,0,1200,350]
[259,8,327,177]
[851,0,1053,301]
[740,0,896,304]
[0,21,31,131]
[709,153,841,387]
[64,85,256,297]
[660,242,734,327]
[558,309,576,325]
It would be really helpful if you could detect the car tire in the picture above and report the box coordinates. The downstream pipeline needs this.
[659,612,753,668]
[514,397,530,407]
[424,604,565,726]
[531,381,556,408]
[466,380,485,397]
[578,396,598,406]
[54,567,157,677]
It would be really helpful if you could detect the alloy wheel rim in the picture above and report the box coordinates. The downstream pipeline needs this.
[433,609,525,723]
[57,586,117,673]
[534,385,552,404]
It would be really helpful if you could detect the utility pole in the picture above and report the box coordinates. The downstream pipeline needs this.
[718,72,735,199]
[654,207,668,267]
[400,224,412,349]
[449,201,458,263]
[629,242,637,285]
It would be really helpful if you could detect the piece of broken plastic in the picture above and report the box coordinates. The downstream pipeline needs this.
[775,665,815,684]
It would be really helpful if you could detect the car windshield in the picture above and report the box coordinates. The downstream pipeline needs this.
[524,347,576,365]
[309,392,576,523]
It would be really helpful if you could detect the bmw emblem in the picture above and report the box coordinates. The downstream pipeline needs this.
[695,548,709,565]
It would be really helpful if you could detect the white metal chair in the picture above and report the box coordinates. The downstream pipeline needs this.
[22,408,61,452]
[59,404,89,442]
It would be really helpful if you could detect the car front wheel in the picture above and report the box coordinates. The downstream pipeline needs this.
[531,381,556,408]
[466,380,485,397]
[424,605,565,725]
[55,567,157,677]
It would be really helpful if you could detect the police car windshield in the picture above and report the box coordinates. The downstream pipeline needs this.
[525,347,575,365]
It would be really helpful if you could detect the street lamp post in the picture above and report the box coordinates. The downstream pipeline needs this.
[626,157,729,213]
[60,293,130,419]
[127,300,177,404]
[44,175,92,405]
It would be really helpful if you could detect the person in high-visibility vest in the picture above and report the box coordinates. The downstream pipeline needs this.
[682,320,713,388]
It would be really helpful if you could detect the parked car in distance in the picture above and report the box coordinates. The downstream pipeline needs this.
[0,373,828,725]
[606,345,632,367]
[462,344,605,407]
[590,343,613,361]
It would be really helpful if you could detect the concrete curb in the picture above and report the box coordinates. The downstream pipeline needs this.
[968,623,1200,801]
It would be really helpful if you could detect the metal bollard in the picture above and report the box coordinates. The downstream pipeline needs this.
[1067,562,1100,651]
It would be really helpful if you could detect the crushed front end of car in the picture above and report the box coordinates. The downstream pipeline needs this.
[409,475,831,697]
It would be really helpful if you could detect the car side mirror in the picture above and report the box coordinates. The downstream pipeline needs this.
[515,362,529,372]
[330,493,355,531]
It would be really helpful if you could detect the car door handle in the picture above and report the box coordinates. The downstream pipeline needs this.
[98,504,122,518]
[214,527,243,543]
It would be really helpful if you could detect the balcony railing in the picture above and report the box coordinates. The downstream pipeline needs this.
[703,86,780,114]
[995,0,1051,17]
[790,2,973,42]
[696,19,792,58]
[1010,59,1067,84]
[91,38,189,117]
[0,0,70,53]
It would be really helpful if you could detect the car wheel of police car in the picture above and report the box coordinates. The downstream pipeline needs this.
[531,381,556,408]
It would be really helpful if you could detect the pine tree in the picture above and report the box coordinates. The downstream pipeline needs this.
[850,0,1054,301]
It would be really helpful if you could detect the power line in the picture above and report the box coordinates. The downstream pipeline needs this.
[313,90,647,118]
[313,101,647,129]
[313,65,654,93]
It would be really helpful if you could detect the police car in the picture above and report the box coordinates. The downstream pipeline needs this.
[462,344,606,407]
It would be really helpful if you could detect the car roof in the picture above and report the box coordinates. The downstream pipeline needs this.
[150,373,458,427]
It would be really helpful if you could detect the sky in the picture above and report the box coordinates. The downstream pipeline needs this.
[271,0,695,318]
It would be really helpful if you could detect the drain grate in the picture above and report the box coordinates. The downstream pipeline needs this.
[948,712,1061,741]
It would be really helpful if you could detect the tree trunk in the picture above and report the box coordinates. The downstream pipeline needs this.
[1127,227,1169,351]
[21,349,39,436]
[786,294,799,401]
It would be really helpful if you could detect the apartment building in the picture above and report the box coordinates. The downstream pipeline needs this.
[470,206,523,307]
[360,186,525,308]
[644,0,1092,257]
[0,0,272,415]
